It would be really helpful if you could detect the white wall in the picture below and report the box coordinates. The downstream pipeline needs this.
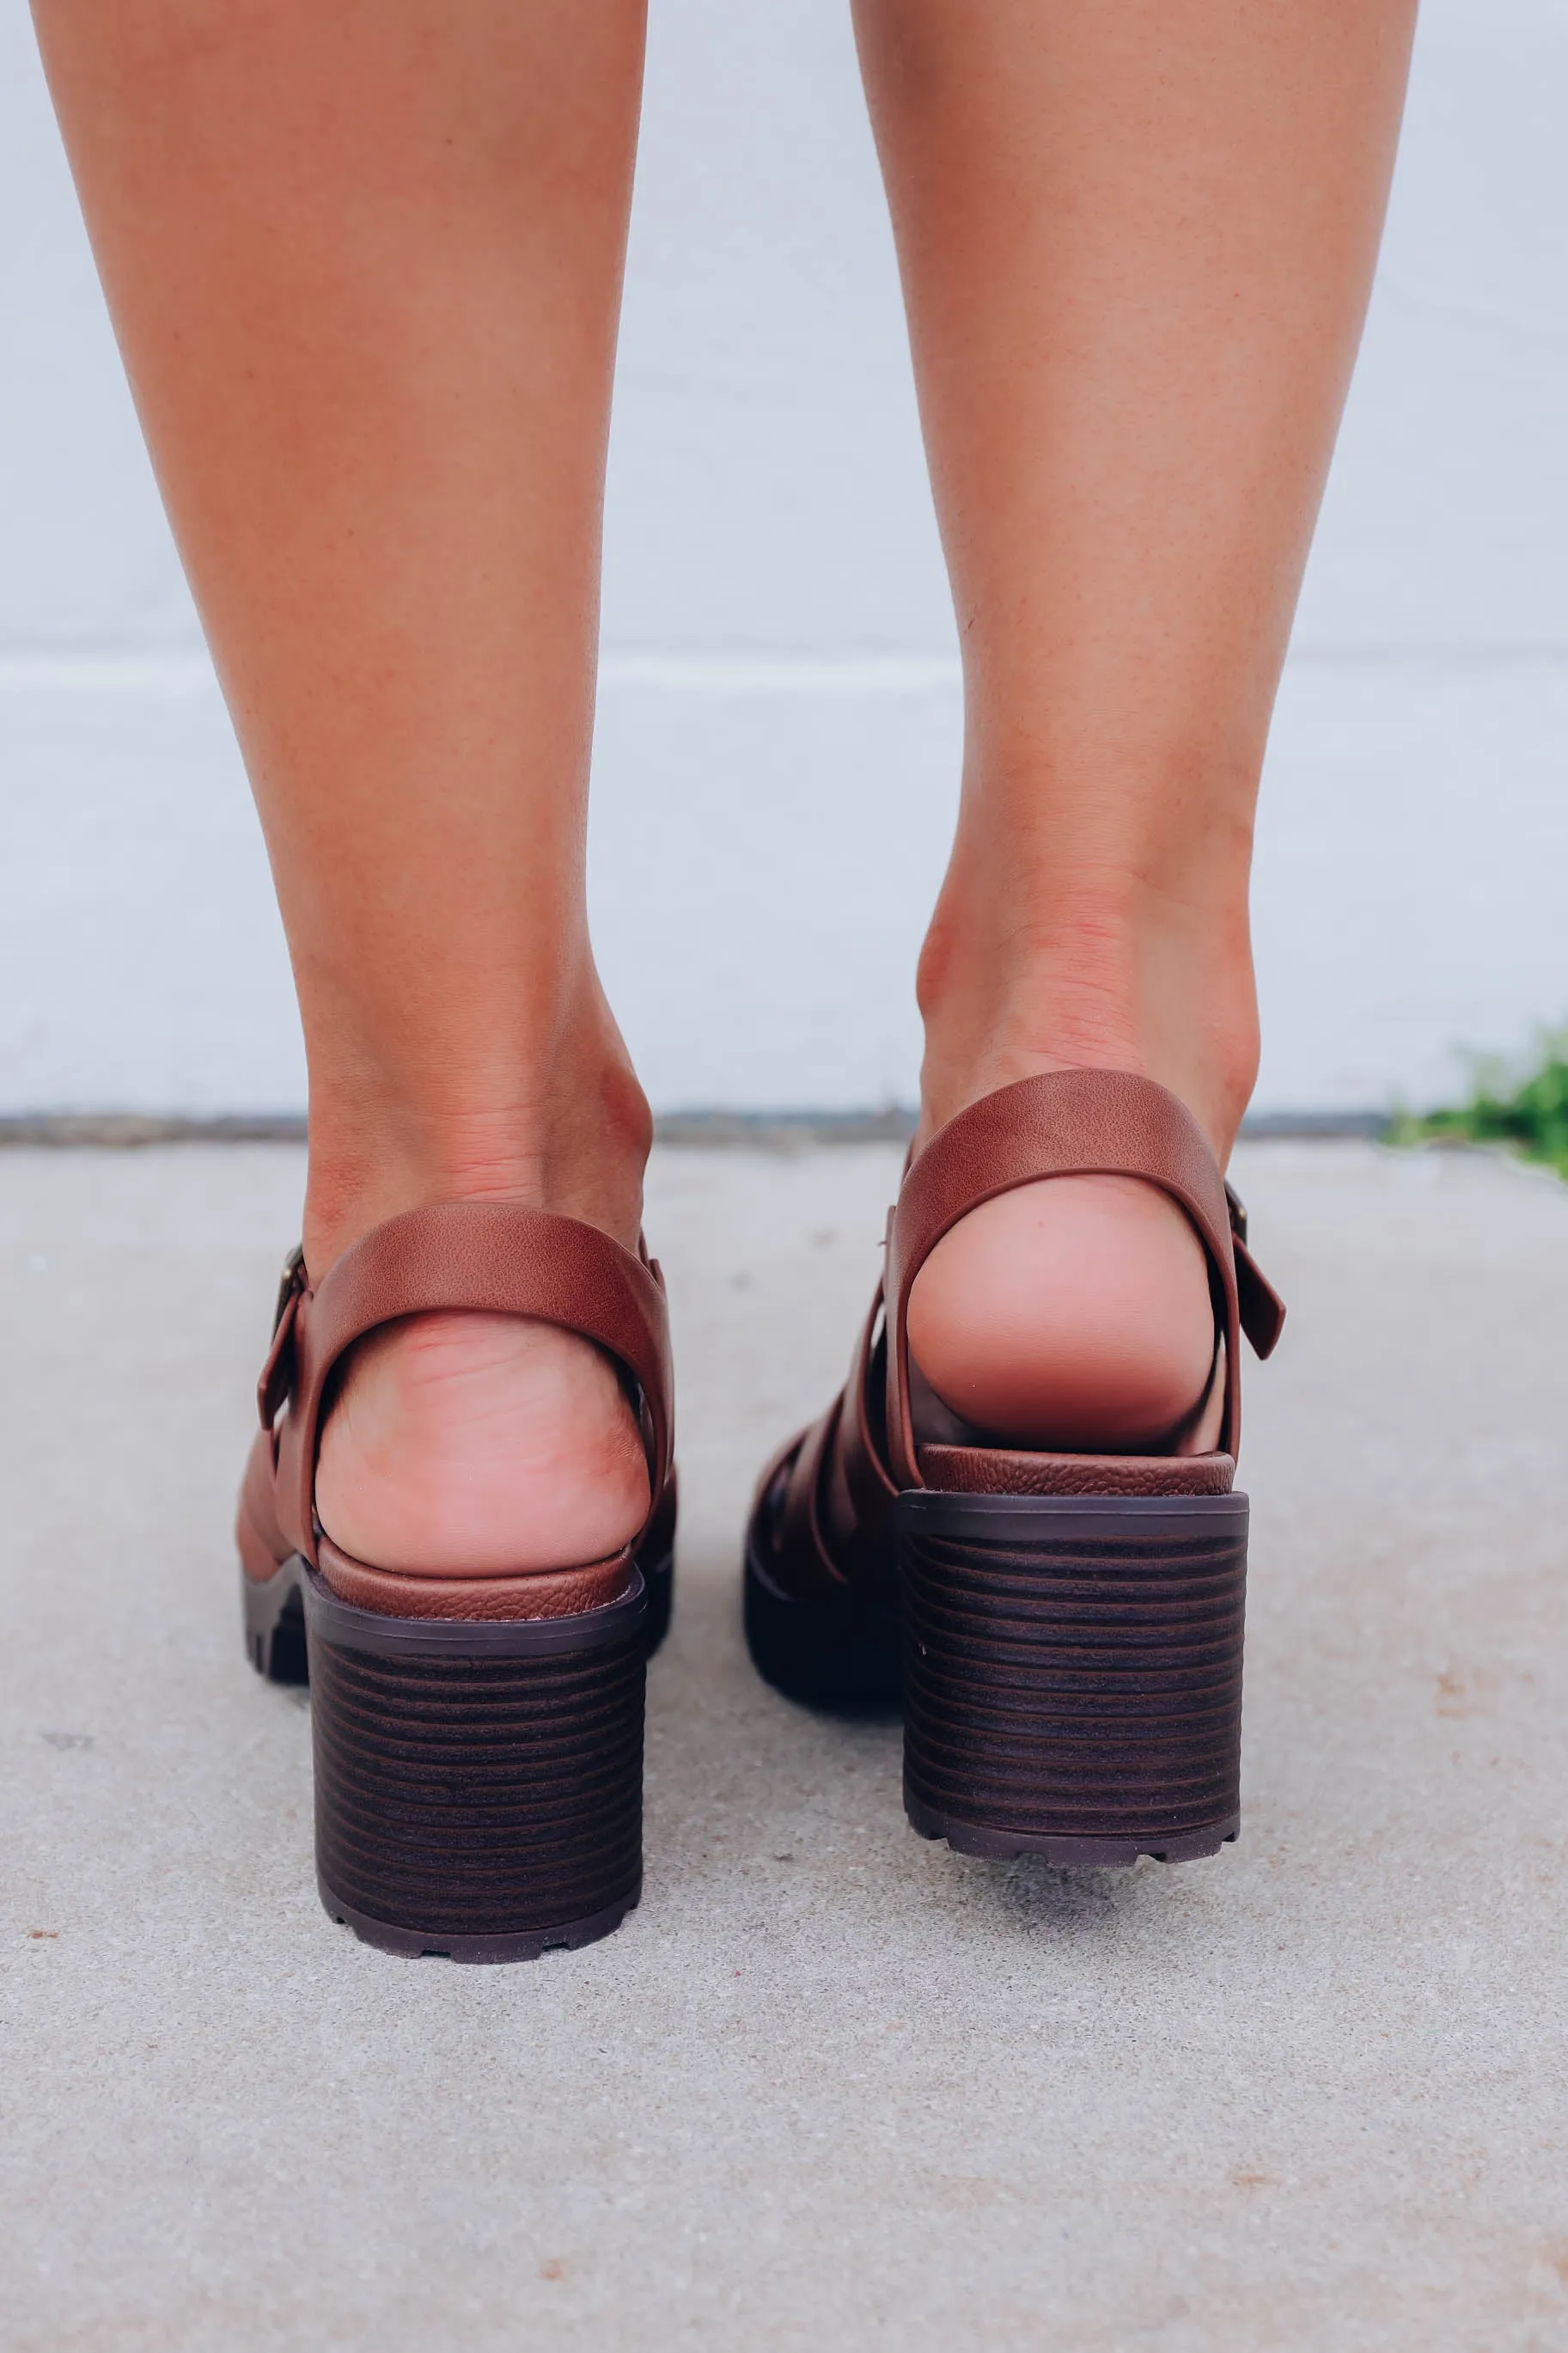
[2,0,1565,1115]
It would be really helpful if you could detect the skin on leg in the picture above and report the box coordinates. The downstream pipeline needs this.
[852,0,1418,1448]
[34,0,651,1568]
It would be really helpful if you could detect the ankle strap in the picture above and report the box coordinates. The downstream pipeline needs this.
[882,1070,1283,1486]
[259,1201,673,1566]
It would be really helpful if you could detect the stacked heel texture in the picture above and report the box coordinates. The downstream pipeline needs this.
[249,1560,649,1960]
[899,1491,1248,1864]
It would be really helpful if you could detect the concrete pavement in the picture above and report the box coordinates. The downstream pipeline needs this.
[3,1140,1565,2350]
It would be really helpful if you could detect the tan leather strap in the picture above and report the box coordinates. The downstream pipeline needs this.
[768,1285,898,1595]
[1233,1230,1285,1360]
[833,1287,900,1533]
[263,1201,673,1567]
[776,1391,850,1593]
[882,1069,1282,1488]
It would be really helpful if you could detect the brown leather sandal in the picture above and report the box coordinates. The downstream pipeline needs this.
[236,1201,675,1960]
[743,1070,1284,1865]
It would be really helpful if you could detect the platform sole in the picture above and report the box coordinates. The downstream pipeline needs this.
[905,1794,1239,1866]
[318,1877,641,1962]
[742,1537,900,1710]
[244,1536,674,1681]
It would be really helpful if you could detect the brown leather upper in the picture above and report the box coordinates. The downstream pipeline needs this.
[883,1069,1281,1483]
[239,1200,674,1620]
[748,1067,1284,1600]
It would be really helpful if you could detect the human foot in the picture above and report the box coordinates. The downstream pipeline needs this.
[305,1018,656,1577]
[240,1191,674,1965]
[906,895,1255,1457]
[314,1309,650,1574]
[744,1065,1281,1741]
[907,1169,1221,1452]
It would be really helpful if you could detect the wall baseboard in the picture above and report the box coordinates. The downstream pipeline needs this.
[0,1107,1394,1149]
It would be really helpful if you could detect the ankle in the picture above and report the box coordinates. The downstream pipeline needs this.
[299,983,655,1577]
[908,862,1248,1454]
[300,1005,651,1277]
[915,869,1258,1156]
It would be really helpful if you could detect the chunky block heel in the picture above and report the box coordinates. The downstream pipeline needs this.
[307,1567,646,1959]
[236,1199,676,1960]
[247,1554,647,1959]
[744,1072,1284,1869]
[899,1490,1248,1863]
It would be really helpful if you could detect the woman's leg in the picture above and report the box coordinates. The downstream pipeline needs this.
[34,0,651,1567]
[854,0,1416,1446]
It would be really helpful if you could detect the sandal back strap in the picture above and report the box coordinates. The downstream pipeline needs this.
[882,1069,1283,1488]
[261,1201,673,1566]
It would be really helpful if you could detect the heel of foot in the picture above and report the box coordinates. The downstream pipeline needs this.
[906,1172,1218,1452]
[314,1309,650,1575]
